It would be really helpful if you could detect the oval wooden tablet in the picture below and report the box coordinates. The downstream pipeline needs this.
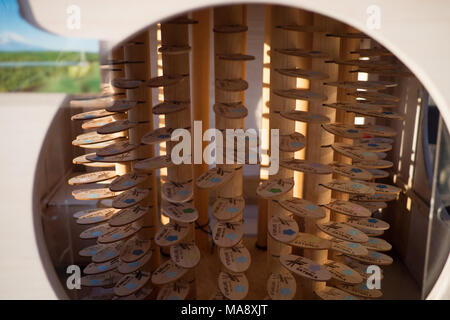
[256,178,295,199]
[118,252,151,274]
[323,102,382,114]
[76,207,119,225]
[347,217,390,231]
[316,222,369,243]
[324,260,363,284]
[355,109,405,120]
[109,172,148,192]
[331,162,373,181]
[275,48,328,58]
[280,110,330,124]
[336,282,382,298]
[353,141,392,152]
[112,188,149,209]
[86,151,138,163]
[134,155,174,171]
[368,169,390,179]
[349,91,399,102]
[352,226,384,237]
[275,67,328,80]
[73,153,114,168]
[212,196,245,221]
[92,241,124,263]
[68,171,117,186]
[78,138,127,150]
[141,127,174,145]
[330,239,369,256]
[350,193,397,202]
[113,283,153,300]
[79,223,111,239]
[353,201,387,212]
[217,53,255,61]
[358,181,401,194]
[70,96,113,108]
[118,237,150,263]
[72,188,118,201]
[97,221,142,244]
[354,159,394,169]
[79,243,108,257]
[362,237,392,252]
[344,258,384,280]
[315,286,359,300]
[196,167,235,189]
[273,88,327,102]
[157,281,190,300]
[72,131,124,146]
[218,271,249,300]
[280,132,305,152]
[114,271,151,297]
[219,242,251,273]
[152,259,188,285]
[71,109,115,121]
[81,271,122,287]
[155,222,189,247]
[331,143,379,161]
[170,242,201,269]
[280,159,333,174]
[146,74,185,87]
[268,215,299,243]
[112,78,142,89]
[213,24,248,33]
[82,115,122,130]
[105,99,138,113]
[162,202,198,224]
[280,254,331,281]
[98,141,139,158]
[323,200,371,218]
[359,124,397,138]
[322,123,365,139]
[84,257,120,275]
[216,79,248,92]
[97,119,138,134]
[213,221,244,248]
[346,250,393,266]
[267,272,296,300]
[213,102,248,119]
[278,198,326,219]
[320,180,375,195]
[161,181,193,203]
[324,80,396,91]
[152,101,189,115]
[109,205,149,227]
[289,232,331,250]
[359,137,394,144]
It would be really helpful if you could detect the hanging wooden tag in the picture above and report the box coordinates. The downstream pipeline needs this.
[362,237,392,252]
[322,123,365,139]
[324,80,396,91]
[219,242,251,273]
[320,180,375,195]
[72,131,125,146]
[280,159,333,174]
[344,258,384,280]
[76,207,119,225]
[118,252,152,274]
[357,181,401,194]
[275,48,329,58]
[72,188,118,201]
[109,205,149,227]
[97,221,142,244]
[330,239,368,256]
[352,200,387,212]
[324,260,363,284]
[70,96,113,108]
[196,167,235,189]
[315,286,359,300]
[109,172,148,192]
[323,102,382,114]
[279,132,305,152]
[68,171,117,186]
[279,254,331,281]
[359,137,394,144]
[323,200,371,218]
[348,91,400,102]
[71,109,115,121]
[82,115,122,130]
[273,88,327,102]
[97,141,139,158]
[331,143,379,161]
[355,109,405,120]
[86,151,139,163]
[92,241,124,263]
[112,78,142,89]
[330,162,374,180]
[157,281,190,300]
[79,223,111,239]
[105,99,138,113]
[316,221,369,243]
[268,215,299,243]
[79,243,108,257]
[141,127,174,145]
[353,159,394,169]
[350,192,397,202]
[213,102,248,119]
[170,242,201,269]
[275,68,328,80]
[336,283,382,298]
[134,155,175,171]
[218,271,249,300]
[73,153,114,167]
[120,237,152,263]
[212,196,245,221]
[280,110,330,124]
[216,79,248,91]
[162,202,199,224]
[358,124,397,137]
[279,197,326,219]
[346,250,393,266]
[152,101,189,115]
[346,217,390,231]
[256,178,295,199]
[353,141,392,152]
[114,271,151,297]
[112,188,149,209]
[213,24,248,33]
[146,74,185,87]
[367,169,390,179]
[97,120,138,134]
[161,181,193,203]
[217,53,255,61]
[151,259,188,285]
[79,138,127,150]
[154,222,189,247]
[213,221,244,248]
[81,271,122,287]
[267,272,297,300]
[289,232,331,250]
[352,226,384,237]
[83,257,120,275]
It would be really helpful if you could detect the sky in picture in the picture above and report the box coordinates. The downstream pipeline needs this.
[0,0,98,52]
